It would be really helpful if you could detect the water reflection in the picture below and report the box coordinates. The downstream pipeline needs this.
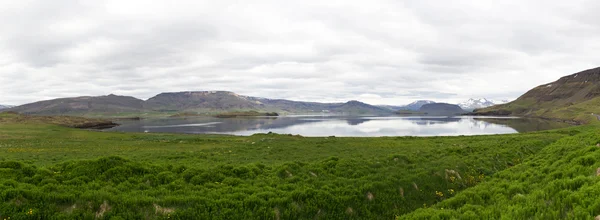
[107,116,571,137]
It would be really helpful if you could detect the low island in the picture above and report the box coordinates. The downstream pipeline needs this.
[214,111,279,118]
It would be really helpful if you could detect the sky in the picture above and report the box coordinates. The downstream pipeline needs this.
[0,0,599,106]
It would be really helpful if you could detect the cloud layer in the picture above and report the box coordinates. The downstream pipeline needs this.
[1,0,599,105]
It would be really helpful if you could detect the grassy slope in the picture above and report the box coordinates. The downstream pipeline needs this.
[476,90,600,124]
[399,121,600,219]
[0,115,580,219]
[537,96,600,123]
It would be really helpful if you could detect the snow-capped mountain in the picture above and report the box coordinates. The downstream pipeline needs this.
[459,98,508,111]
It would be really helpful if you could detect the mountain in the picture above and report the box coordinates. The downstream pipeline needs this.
[459,98,509,111]
[474,67,600,122]
[396,100,436,111]
[145,91,263,112]
[0,104,14,110]
[419,103,468,115]
[8,94,145,115]
[11,91,393,116]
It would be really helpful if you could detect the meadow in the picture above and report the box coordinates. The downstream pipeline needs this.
[0,113,598,219]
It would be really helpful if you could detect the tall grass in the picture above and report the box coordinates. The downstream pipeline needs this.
[399,126,600,219]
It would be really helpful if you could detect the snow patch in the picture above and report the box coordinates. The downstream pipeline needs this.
[458,98,508,110]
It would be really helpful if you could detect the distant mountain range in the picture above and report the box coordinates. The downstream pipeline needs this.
[3,90,518,117]
[8,67,600,123]
[458,98,509,111]
[402,100,437,111]
[475,67,600,123]
[7,91,393,116]
[0,104,14,110]
[380,98,506,112]
[378,100,435,111]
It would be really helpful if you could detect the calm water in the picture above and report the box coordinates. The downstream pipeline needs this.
[106,115,571,137]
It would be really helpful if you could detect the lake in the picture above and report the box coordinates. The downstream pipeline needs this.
[106,115,571,137]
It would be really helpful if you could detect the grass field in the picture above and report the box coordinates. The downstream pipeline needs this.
[0,113,599,219]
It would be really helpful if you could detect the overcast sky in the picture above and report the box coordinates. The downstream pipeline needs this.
[0,0,598,105]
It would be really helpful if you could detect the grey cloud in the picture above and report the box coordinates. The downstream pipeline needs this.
[0,0,599,106]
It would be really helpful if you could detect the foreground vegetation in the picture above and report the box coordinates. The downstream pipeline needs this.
[0,113,598,219]
[399,124,600,219]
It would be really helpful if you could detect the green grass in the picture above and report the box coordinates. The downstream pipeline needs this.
[398,124,600,219]
[539,97,600,123]
[477,96,600,124]
[0,113,597,219]
[0,112,115,128]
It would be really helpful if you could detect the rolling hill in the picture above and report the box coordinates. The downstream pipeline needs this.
[475,67,600,122]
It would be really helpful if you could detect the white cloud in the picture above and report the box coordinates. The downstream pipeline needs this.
[0,0,599,106]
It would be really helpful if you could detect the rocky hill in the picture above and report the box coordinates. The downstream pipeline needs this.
[475,67,600,122]
[0,104,14,110]
[419,103,468,116]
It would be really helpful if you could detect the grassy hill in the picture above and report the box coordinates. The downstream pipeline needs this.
[1,113,591,219]
[475,67,600,123]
